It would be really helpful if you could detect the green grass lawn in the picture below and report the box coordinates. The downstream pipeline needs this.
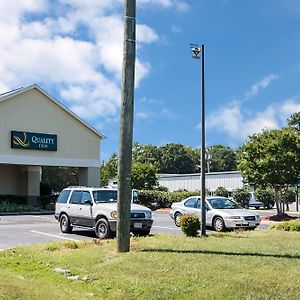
[1,230,300,300]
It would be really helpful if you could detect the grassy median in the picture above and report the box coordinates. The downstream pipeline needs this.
[0,230,300,300]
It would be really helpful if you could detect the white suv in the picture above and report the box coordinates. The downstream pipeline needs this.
[54,187,153,239]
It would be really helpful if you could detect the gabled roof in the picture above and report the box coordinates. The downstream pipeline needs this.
[0,84,105,139]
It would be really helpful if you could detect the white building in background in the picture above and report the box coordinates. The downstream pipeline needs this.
[158,171,244,192]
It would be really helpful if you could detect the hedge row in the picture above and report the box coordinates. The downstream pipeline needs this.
[0,195,27,205]
[138,190,199,209]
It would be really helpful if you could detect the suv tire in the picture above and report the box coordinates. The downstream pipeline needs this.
[95,218,111,239]
[60,214,73,233]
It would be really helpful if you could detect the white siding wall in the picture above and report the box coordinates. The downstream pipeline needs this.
[158,172,243,192]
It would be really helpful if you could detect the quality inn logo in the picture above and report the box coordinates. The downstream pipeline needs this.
[13,132,29,148]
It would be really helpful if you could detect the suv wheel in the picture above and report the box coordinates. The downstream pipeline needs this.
[60,214,73,233]
[95,218,111,239]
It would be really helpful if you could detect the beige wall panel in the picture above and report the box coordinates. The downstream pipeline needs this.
[0,89,101,167]
[0,165,19,194]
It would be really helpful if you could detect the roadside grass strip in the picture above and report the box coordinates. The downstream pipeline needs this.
[0,230,300,300]
[30,230,81,242]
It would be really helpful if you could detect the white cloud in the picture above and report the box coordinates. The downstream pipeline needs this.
[207,98,300,141]
[0,0,177,120]
[171,25,182,33]
[206,74,299,141]
[139,0,189,11]
[244,74,279,98]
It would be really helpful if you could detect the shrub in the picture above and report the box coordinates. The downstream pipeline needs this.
[179,214,200,237]
[0,195,27,205]
[0,201,38,213]
[254,187,275,208]
[272,219,300,231]
[214,187,230,197]
[232,187,251,207]
[138,190,199,209]
[37,195,58,209]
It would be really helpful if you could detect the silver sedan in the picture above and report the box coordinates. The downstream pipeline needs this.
[170,196,261,232]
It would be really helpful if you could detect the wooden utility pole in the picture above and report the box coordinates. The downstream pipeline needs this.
[117,0,136,253]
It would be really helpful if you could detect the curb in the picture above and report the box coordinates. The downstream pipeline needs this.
[155,208,171,212]
[0,211,54,216]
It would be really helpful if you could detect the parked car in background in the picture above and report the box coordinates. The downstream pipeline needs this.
[55,187,153,238]
[248,193,263,209]
[170,196,261,232]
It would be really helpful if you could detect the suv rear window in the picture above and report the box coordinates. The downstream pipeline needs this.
[70,191,82,204]
[93,190,118,203]
[56,190,71,204]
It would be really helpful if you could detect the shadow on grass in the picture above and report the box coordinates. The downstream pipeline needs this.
[141,248,300,260]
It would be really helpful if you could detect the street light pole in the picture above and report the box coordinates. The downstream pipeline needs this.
[191,44,206,236]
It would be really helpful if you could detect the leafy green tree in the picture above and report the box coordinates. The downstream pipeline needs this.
[287,111,300,131]
[132,143,160,167]
[214,186,230,197]
[254,187,275,209]
[158,143,197,174]
[232,187,251,208]
[238,128,300,215]
[282,187,296,211]
[100,153,118,187]
[206,145,237,172]
[131,162,158,190]
[41,167,78,192]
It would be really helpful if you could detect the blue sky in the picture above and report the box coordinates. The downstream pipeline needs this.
[0,0,299,160]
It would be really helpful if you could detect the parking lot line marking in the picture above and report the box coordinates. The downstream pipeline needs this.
[152,225,180,231]
[30,230,80,242]
[32,216,56,221]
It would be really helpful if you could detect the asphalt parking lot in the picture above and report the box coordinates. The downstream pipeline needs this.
[0,209,295,251]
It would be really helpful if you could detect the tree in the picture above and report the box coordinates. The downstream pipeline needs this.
[254,187,275,209]
[132,143,160,167]
[100,153,118,187]
[287,111,300,131]
[238,128,300,215]
[214,186,230,197]
[282,187,296,212]
[206,145,237,172]
[159,143,197,174]
[41,167,78,192]
[232,187,251,208]
[131,162,158,190]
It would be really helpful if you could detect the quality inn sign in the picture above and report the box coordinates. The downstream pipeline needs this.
[11,131,57,151]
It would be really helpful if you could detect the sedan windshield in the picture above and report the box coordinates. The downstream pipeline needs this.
[207,198,241,209]
[93,190,118,203]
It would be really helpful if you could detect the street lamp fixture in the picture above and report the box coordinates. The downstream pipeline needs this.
[190,43,206,236]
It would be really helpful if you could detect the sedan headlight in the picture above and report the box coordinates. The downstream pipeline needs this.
[256,215,261,221]
[225,216,242,220]
[110,211,117,218]
[145,211,152,219]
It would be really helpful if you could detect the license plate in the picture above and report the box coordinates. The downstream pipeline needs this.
[134,223,143,229]
[249,222,256,226]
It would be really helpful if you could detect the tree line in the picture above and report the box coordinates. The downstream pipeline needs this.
[100,143,237,189]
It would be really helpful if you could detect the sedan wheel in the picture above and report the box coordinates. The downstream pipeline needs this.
[213,216,225,232]
[174,212,182,227]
